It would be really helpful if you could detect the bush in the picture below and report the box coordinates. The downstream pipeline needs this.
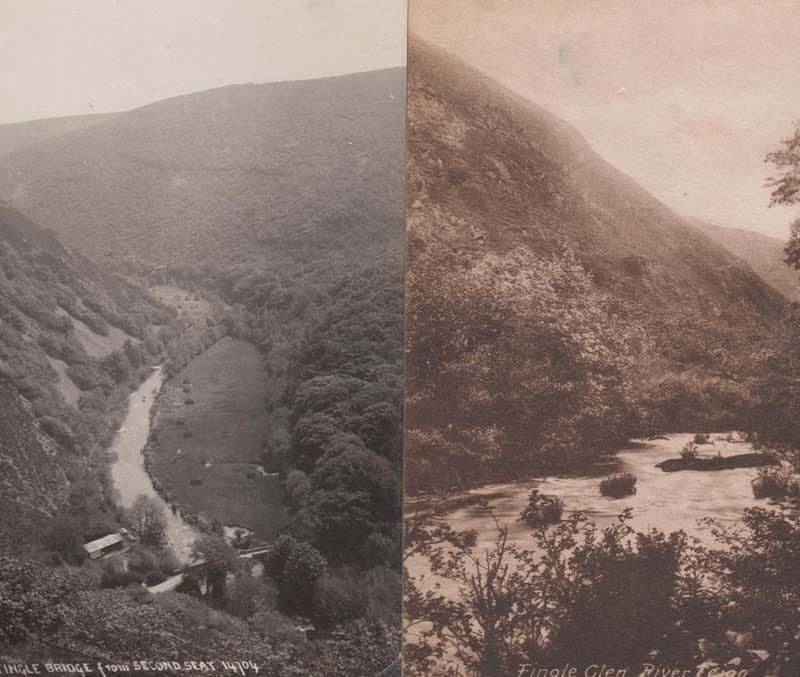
[311,575,368,627]
[0,557,73,643]
[225,575,278,618]
[518,489,564,526]
[680,442,698,460]
[42,517,87,565]
[599,473,637,498]
[100,555,137,588]
[693,433,710,445]
[249,609,305,643]
[752,466,800,499]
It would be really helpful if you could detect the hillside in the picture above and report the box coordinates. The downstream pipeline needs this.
[405,41,786,491]
[693,220,800,303]
[0,113,117,159]
[0,204,172,551]
[0,69,405,268]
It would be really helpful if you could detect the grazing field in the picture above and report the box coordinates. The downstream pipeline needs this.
[149,336,287,539]
[150,285,216,329]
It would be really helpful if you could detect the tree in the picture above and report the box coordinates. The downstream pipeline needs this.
[225,574,277,618]
[767,122,800,270]
[297,489,375,559]
[312,447,399,519]
[280,542,327,610]
[767,121,800,209]
[42,517,86,564]
[262,534,327,610]
[191,534,238,599]
[0,557,73,643]
[311,575,368,627]
[126,495,168,546]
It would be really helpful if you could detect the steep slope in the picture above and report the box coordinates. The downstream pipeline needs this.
[405,41,785,491]
[0,69,405,267]
[0,204,170,551]
[0,113,118,159]
[407,42,783,325]
[693,220,800,303]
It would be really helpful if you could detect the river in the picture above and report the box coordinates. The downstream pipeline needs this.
[416,432,768,559]
[109,366,198,560]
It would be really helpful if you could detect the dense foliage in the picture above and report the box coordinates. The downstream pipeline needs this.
[0,206,198,551]
[406,505,800,675]
[404,41,784,494]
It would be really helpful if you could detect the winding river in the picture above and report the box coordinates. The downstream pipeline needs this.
[109,366,198,560]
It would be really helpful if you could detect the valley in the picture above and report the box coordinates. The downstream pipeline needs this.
[146,335,288,541]
[0,61,404,674]
[403,38,800,676]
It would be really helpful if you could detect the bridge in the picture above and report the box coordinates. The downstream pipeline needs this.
[146,544,274,594]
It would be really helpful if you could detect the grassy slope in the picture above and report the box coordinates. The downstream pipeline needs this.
[0,113,118,159]
[0,382,68,549]
[693,219,800,303]
[149,336,287,539]
[0,69,406,268]
[407,42,785,326]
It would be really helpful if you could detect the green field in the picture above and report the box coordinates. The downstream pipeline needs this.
[150,336,287,539]
[150,285,215,329]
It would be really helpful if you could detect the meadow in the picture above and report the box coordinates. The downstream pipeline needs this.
[148,336,287,539]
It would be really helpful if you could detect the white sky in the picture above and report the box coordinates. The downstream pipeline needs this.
[0,0,406,124]
[411,0,800,238]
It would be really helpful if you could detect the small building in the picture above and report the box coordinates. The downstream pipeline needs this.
[83,533,125,560]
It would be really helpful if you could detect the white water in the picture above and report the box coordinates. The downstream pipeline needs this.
[425,433,768,557]
[109,367,198,561]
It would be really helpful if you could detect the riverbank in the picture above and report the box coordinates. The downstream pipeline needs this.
[109,367,198,559]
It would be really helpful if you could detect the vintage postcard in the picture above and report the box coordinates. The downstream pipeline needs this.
[404,2,800,676]
[0,2,404,675]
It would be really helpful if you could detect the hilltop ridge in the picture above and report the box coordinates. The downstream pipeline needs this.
[0,68,406,268]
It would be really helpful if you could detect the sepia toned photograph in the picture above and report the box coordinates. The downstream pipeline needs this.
[404,2,800,675]
[0,1,404,675]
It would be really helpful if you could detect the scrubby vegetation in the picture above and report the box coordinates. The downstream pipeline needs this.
[406,505,800,675]
[404,43,784,495]
[518,490,564,526]
[751,465,800,499]
[0,205,191,552]
[599,473,637,499]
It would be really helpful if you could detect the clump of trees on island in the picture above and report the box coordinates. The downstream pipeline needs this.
[599,473,638,498]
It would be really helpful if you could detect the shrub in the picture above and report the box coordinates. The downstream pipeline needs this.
[752,466,800,499]
[249,609,305,643]
[0,557,73,643]
[42,517,87,565]
[518,489,564,526]
[225,575,278,618]
[311,575,368,627]
[100,555,136,588]
[680,442,698,460]
[285,469,311,506]
[599,473,637,498]
[693,433,710,445]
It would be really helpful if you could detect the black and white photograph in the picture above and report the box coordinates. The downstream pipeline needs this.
[404,2,800,675]
[0,2,404,675]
